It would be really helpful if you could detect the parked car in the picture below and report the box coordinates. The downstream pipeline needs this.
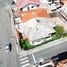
[37,63,53,67]
[36,59,53,67]
[5,43,12,52]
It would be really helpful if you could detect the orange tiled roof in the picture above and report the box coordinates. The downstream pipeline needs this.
[16,8,49,22]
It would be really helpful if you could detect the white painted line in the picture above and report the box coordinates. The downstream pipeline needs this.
[21,63,30,67]
[32,54,36,64]
[20,60,29,64]
[20,57,28,61]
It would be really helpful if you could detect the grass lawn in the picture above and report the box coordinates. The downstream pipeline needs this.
[20,39,36,50]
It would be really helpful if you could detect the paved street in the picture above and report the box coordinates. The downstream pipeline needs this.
[28,40,67,65]
[0,0,20,67]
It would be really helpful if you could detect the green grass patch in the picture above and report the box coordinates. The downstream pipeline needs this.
[20,39,36,50]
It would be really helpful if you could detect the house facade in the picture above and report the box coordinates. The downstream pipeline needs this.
[16,0,41,9]
[20,3,40,11]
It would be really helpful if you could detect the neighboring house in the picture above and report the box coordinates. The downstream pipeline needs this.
[20,4,40,11]
[16,8,48,22]
[16,0,61,12]
[16,0,41,9]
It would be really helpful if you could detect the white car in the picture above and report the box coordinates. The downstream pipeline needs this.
[5,43,12,52]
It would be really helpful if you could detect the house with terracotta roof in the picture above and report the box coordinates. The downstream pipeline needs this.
[16,8,49,22]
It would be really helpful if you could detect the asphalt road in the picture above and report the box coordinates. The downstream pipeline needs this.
[28,41,67,64]
[0,0,13,7]
[0,0,20,67]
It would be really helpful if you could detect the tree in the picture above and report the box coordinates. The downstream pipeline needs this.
[55,25,64,34]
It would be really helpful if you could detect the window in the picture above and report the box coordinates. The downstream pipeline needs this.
[37,5,40,7]
[20,8,23,11]
[36,19,41,22]
[31,6,34,8]
[27,7,29,10]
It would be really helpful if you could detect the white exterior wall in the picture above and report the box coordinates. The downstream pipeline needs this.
[23,4,39,11]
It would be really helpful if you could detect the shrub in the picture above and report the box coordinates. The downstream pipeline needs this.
[54,25,64,34]
[20,39,36,50]
[63,33,67,37]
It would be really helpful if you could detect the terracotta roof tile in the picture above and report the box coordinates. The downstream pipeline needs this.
[16,8,49,22]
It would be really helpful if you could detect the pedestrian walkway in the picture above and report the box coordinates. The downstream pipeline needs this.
[19,55,30,67]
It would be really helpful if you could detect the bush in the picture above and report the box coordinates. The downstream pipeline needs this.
[20,39,36,50]
[54,25,64,34]
[63,33,67,37]
[52,25,65,39]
